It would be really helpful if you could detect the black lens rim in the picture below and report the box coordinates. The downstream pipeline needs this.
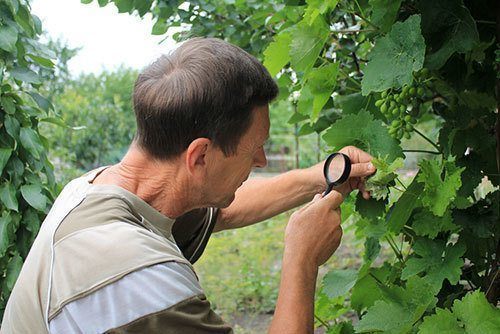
[323,152,352,187]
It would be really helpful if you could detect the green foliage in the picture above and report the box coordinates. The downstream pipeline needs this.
[87,0,499,332]
[322,110,403,161]
[40,67,138,183]
[365,157,404,200]
[419,291,500,333]
[361,15,425,95]
[0,0,58,317]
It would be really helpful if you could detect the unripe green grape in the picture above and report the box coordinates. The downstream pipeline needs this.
[426,80,434,89]
[375,99,384,107]
[410,117,417,124]
[417,87,425,96]
[380,103,388,113]
[390,100,397,108]
[381,91,388,98]
[392,107,399,116]
[421,68,429,76]
[404,132,411,139]
[389,127,397,135]
[409,87,417,96]
[402,86,409,95]
[399,105,406,113]
[405,124,413,131]
[404,115,412,122]
[392,119,401,127]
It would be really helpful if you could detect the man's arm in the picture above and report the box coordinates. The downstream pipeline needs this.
[215,168,322,231]
[269,191,343,333]
[215,146,375,232]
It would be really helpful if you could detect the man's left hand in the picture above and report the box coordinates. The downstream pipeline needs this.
[309,146,376,199]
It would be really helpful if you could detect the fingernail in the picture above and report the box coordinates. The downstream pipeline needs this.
[367,163,374,171]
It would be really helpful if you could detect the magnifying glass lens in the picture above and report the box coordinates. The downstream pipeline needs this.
[327,154,347,184]
[323,152,352,195]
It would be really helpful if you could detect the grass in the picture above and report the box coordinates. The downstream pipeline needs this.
[193,202,374,333]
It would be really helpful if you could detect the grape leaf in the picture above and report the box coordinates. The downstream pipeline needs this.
[386,175,423,233]
[418,158,465,216]
[326,322,354,334]
[364,237,381,262]
[361,15,425,95]
[303,62,339,121]
[355,276,436,333]
[289,17,330,73]
[263,31,292,76]
[401,238,465,291]
[420,291,500,333]
[369,0,402,33]
[322,110,403,161]
[355,192,387,218]
[419,0,479,70]
[350,265,390,312]
[412,209,458,238]
[365,157,404,200]
[304,0,339,25]
[322,269,358,299]
[452,290,500,333]
[419,308,464,333]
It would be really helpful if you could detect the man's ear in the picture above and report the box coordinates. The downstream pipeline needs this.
[185,138,212,175]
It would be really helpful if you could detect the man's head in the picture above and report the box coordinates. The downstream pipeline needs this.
[131,38,278,208]
[132,37,278,159]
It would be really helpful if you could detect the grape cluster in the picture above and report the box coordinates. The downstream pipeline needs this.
[375,68,434,140]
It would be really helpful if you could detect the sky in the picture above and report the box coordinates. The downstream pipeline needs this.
[30,0,180,76]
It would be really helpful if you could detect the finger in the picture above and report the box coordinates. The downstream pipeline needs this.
[349,162,376,178]
[312,193,322,201]
[319,190,344,209]
[341,146,373,164]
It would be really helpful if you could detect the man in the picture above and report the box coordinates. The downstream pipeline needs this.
[1,38,375,333]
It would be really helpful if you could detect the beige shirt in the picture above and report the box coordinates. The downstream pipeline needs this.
[1,167,232,333]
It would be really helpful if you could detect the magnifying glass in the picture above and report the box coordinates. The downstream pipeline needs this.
[323,152,351,195]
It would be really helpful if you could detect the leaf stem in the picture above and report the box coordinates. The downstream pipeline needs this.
[413,128,441,153]
[314,314,330,329]
[395,177,408,190]
[331,29,377,34]
[339,68,361,88]
[485,269,498,297]
[403,149,441,155]
[385,235,404,262]
[369,272,385,287]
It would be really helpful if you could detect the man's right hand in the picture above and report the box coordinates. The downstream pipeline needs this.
[269,190,344,334]
[284,190,344,268]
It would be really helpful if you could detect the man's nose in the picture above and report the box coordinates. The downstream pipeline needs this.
[253,147,267,168]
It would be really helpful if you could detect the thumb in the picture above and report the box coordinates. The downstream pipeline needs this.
[349,162,376,178]
[319,190,344,209]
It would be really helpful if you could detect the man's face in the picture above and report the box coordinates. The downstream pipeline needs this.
[205,105,270,207]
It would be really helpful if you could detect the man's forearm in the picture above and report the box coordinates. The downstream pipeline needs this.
[269,250,318,334]
[216,168,323,231]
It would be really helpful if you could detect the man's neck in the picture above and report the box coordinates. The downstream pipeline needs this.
[92,145,193,219]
